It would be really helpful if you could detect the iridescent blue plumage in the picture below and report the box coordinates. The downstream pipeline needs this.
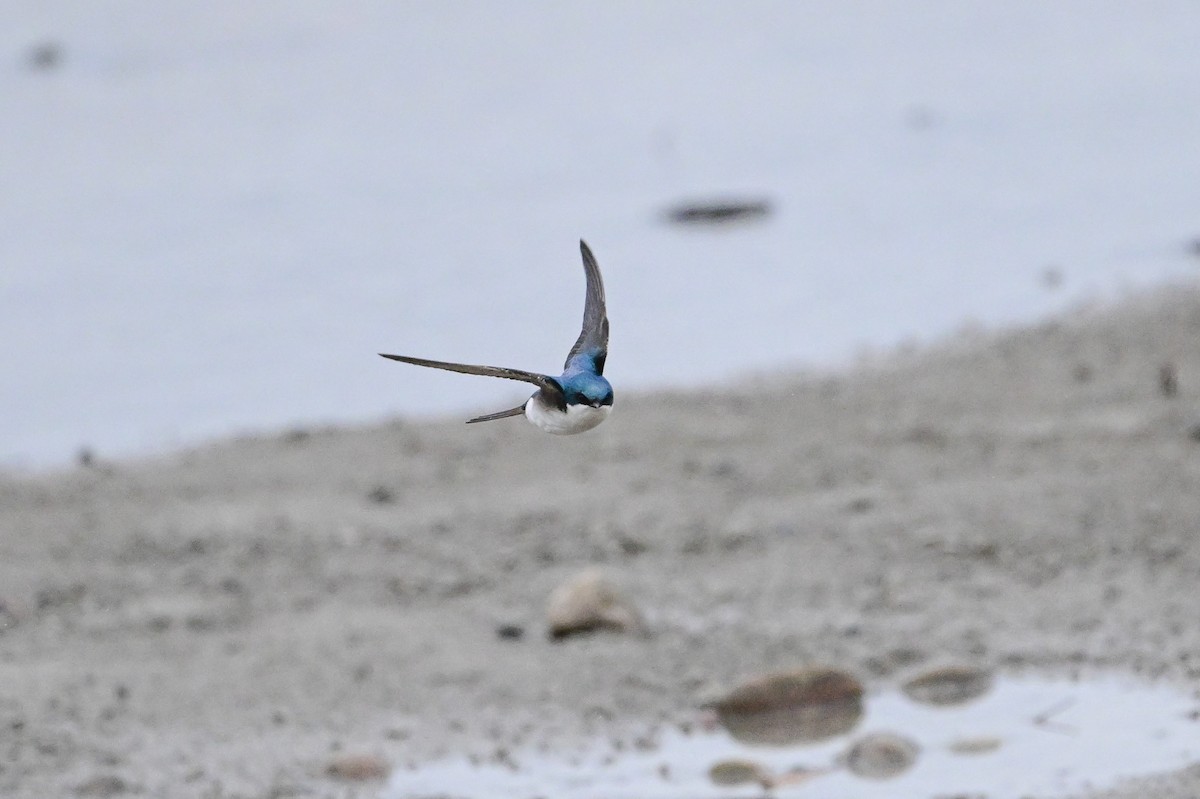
[559,368,613,409]
[379,240,614,435]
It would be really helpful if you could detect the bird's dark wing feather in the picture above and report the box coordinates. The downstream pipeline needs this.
[466,404,527,424]
[379,353,556,391]
[564,239,609,373]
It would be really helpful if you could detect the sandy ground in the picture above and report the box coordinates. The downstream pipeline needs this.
[2,286,1200,798]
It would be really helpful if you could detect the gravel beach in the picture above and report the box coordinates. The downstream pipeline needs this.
[2,286,1199,798]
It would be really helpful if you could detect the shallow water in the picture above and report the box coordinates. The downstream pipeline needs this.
[386,676,1200,798]
[4,3,1200,467]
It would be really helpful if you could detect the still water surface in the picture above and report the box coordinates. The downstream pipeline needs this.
[4,3,1199,467]
[387,676,1200,798]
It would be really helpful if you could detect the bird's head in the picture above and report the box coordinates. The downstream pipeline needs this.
[566,373,614,409]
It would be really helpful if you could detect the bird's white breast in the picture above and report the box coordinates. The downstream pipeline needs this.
[525,395,611,435]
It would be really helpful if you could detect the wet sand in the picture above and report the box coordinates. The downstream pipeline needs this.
[2,286,1199,798]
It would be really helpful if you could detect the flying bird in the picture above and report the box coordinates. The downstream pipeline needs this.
[380,240,613,434]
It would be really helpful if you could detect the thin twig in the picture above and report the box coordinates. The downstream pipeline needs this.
[1032,696,1078,735]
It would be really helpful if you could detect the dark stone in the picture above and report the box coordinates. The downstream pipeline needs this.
[496,623,525,641]
[28,41,63,71]
[367,485,395,504]
[1159,363,1178,398]
[282,428,310,444]
[665,198,772,225]
[75,775,129,797]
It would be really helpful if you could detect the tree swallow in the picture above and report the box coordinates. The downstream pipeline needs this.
[380,240,613,435]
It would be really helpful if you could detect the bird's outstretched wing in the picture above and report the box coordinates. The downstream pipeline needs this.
[564,239,609,374]
[466,404,527,424]
[378,353,558,392]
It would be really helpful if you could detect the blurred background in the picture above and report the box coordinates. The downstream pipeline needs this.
[3,1,1199,469]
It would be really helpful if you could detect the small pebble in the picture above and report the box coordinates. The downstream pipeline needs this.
[546,568,641,639]
[28,41,63,70]
[709,667,864,745]
[75,775,129,797]
[326,754,388,781]
[841,732,920,779]
[496,623,525,641]
[367,485,395,504]
[1159,363,1178,398]
[902,665,993,706]
[1040,266,1063,289]
[948,736,1003,755]
[665,198,772,225]
[709,758,771,787]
